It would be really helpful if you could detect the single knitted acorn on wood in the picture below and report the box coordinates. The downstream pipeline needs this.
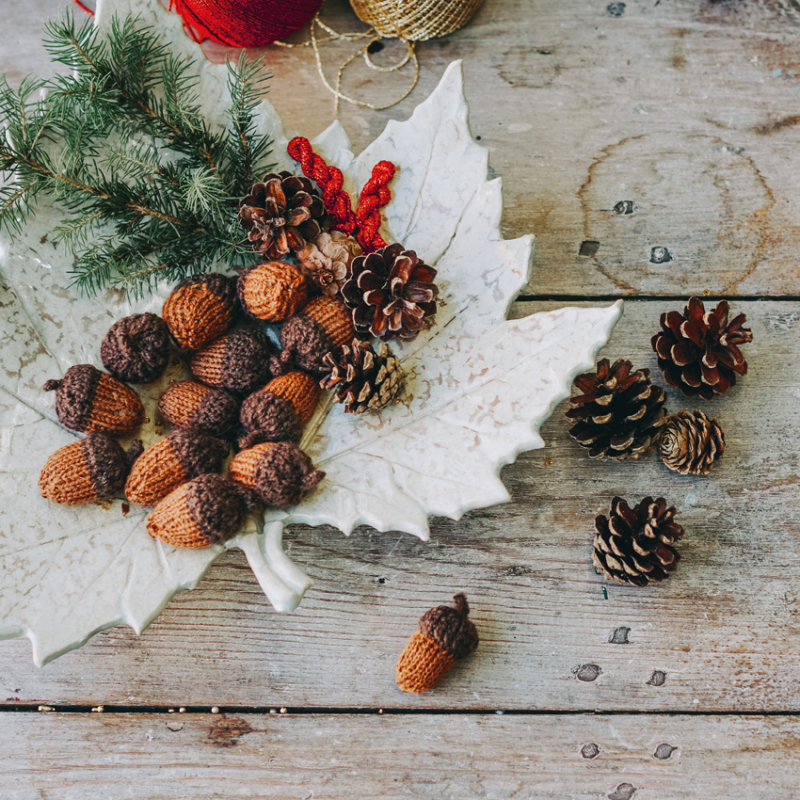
[100,312,171,384]
[44,364,145,435]
[147,473,255,549]
[190,329,273,395]
[162,273,238,350]
[39,433,143,506]
[238,371,320,449]
[229,441,325,508]
[125,429,229,507]
[396,593,479,694]
[237,261,308,322]
[158,381,240,439]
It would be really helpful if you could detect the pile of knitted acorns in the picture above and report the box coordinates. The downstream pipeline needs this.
[37,262,361,549]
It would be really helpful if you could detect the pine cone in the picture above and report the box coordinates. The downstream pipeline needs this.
[593,497,684,587]
[566,358,668,460]
[659,410,725,475]
[321,339,404,414]
[341,243,438,342]
[239,171,325,259]
[298,232,362,297]
[651,297,753,400]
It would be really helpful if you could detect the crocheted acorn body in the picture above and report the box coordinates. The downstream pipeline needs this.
[43,365,145,435]
[162,273,238,350]
[396,593,479,694]
[238,371,320,449]
[39,433,143,506]
[125,429,229,507]
[158,381,240,438]
[229,441,325,508]
[189,329,273,395]
[147,473,252,548]
[100,312,171,384]
[237,261,308,322]
[272,296,355,375]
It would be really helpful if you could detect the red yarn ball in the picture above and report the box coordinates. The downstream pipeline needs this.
[169,0,324,47]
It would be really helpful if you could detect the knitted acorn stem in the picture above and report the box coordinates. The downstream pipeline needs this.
[43,379,62,392]
[452,592,469,615]
[301,470,325,494]
[126,439,145,467]
[270,351,295,377]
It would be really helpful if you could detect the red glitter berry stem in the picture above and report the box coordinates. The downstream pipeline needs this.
[355,160,395,253]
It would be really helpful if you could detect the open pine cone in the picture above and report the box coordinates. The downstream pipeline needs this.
[659,410,725,475]
[566,358,668,460]
[321,338,404,413]
[298,231,362,297]
[593,497,684,587]
[652,297,752,400]
[239,171,325,258]
[341,243,438,342]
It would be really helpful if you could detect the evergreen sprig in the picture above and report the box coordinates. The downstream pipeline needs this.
[0,11,275,297]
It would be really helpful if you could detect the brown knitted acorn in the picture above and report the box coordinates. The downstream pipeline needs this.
[162,273,238,350]
[659,410,725,476]
[229,441,325,508]
[396,593,479,694]
[237,261,308,322]
[39,433,143,506]
[125,429,229,507]
[100,312,171,384]
[190,329,273,395]
[43,365,145,435]
[158,380,240,438]
[271,296,356,376]
[147,473,254,549]
[238,371,320,449]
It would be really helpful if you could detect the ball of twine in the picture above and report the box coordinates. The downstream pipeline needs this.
[349,0,484,42]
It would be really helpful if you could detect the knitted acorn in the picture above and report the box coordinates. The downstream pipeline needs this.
[238,371,320,449]
[39,433,143,506]
[43,365,145,435]
[158,380,240,438]
[100,312,171,384]
[237,261,308,322]
[125,429,229,507]
[189,329,273,395]
[229,441,325,508]
[147,473,254,549]
[271,296,356,376]
[162,273,238,350]
[396,593,479,695]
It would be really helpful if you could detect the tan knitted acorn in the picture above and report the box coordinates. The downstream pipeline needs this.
[229,441,325,508]
[162,273,238,350]
[237,261,308,322]
[396,593,479,694]
[147,473,254,549]
[43,364,145,435]
[189,329,273,395]
[125,429,229,507]
[238,371,320,449]
[271,296,356,376]
[39,433,143,506]
[158,380,240,438]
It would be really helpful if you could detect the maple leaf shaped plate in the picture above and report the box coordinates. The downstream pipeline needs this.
[0,0,622,665]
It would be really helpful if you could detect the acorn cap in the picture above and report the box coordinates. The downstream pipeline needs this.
[237,261,308,322]
[189,329,273,395]
[158,381,240,438]
[100,312,171,384]
[419,593,479,660]
[238,391,302,449]
[162,273,238,350]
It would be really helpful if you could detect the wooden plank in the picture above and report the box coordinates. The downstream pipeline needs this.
[4,711,800,799]
[1,298,797,711]
[3,0,800,296]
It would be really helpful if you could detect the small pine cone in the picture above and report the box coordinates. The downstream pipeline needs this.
[39,433,143,506]
[229,441,325,508]
[652,296,753,400]
[593,497,684,587]
[162,273,237,350]
[297,231,362,297]
[43,365,145,435]
[125,429,229,507]
[566,358,668,460]
[341,243,439,343]
[396,593,479,694]
[238,372,320,450]
[158,381,240,439]
[239,171,325,259]
[272,296,356,376]
[147,474,254,549]
[321,339,404,414]
[659,410,725,476]
[100,312,171,384]
[189,330,273,395]
[237,261,308,323]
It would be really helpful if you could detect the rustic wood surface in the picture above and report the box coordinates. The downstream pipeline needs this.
[3,0,800,797]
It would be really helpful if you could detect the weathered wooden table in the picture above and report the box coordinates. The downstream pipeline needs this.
[4,0,800,796]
